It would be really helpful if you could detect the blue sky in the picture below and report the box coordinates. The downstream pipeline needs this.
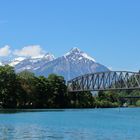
[0,0,140,71]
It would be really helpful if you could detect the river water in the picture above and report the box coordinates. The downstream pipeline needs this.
[0,108,140,140]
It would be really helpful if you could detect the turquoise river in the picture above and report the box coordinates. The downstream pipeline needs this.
[0,108,140,140]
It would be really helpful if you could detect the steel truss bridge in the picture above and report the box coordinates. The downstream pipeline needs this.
[67,71,140,92]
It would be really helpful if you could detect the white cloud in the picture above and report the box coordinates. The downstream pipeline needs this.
[14,45,45,57]
[0,45,11,57]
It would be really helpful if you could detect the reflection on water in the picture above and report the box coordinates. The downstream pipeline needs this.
[0,108,140,140]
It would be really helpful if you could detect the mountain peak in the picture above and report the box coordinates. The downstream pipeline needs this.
[70,47,81,53]
[64,47,82,56]
[64,47,96,62]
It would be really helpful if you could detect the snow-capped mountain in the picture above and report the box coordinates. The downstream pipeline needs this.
[14,53,55,72]
[0,48,110,80]
[0,53,55,71]
[35,48,109,80]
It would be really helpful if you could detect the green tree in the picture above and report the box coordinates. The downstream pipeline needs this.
[0,65,18,108]
[136,100,140,106]
[47,74,67,108]
[68,91,94,108]
[95,91,120,108]
[17,70,37,108]
[33,76,52,108]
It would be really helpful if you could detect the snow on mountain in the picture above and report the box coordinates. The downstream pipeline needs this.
[14,53,55,72]
[3,53,55,68]
[9,57,26,67]
[64,47,96,62]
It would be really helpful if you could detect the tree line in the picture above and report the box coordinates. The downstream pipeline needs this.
[0,65,140,109]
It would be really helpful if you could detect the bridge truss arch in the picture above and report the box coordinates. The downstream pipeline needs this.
[67,71,140,92]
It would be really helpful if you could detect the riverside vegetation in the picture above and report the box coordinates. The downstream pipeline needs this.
[0,65,140,109]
